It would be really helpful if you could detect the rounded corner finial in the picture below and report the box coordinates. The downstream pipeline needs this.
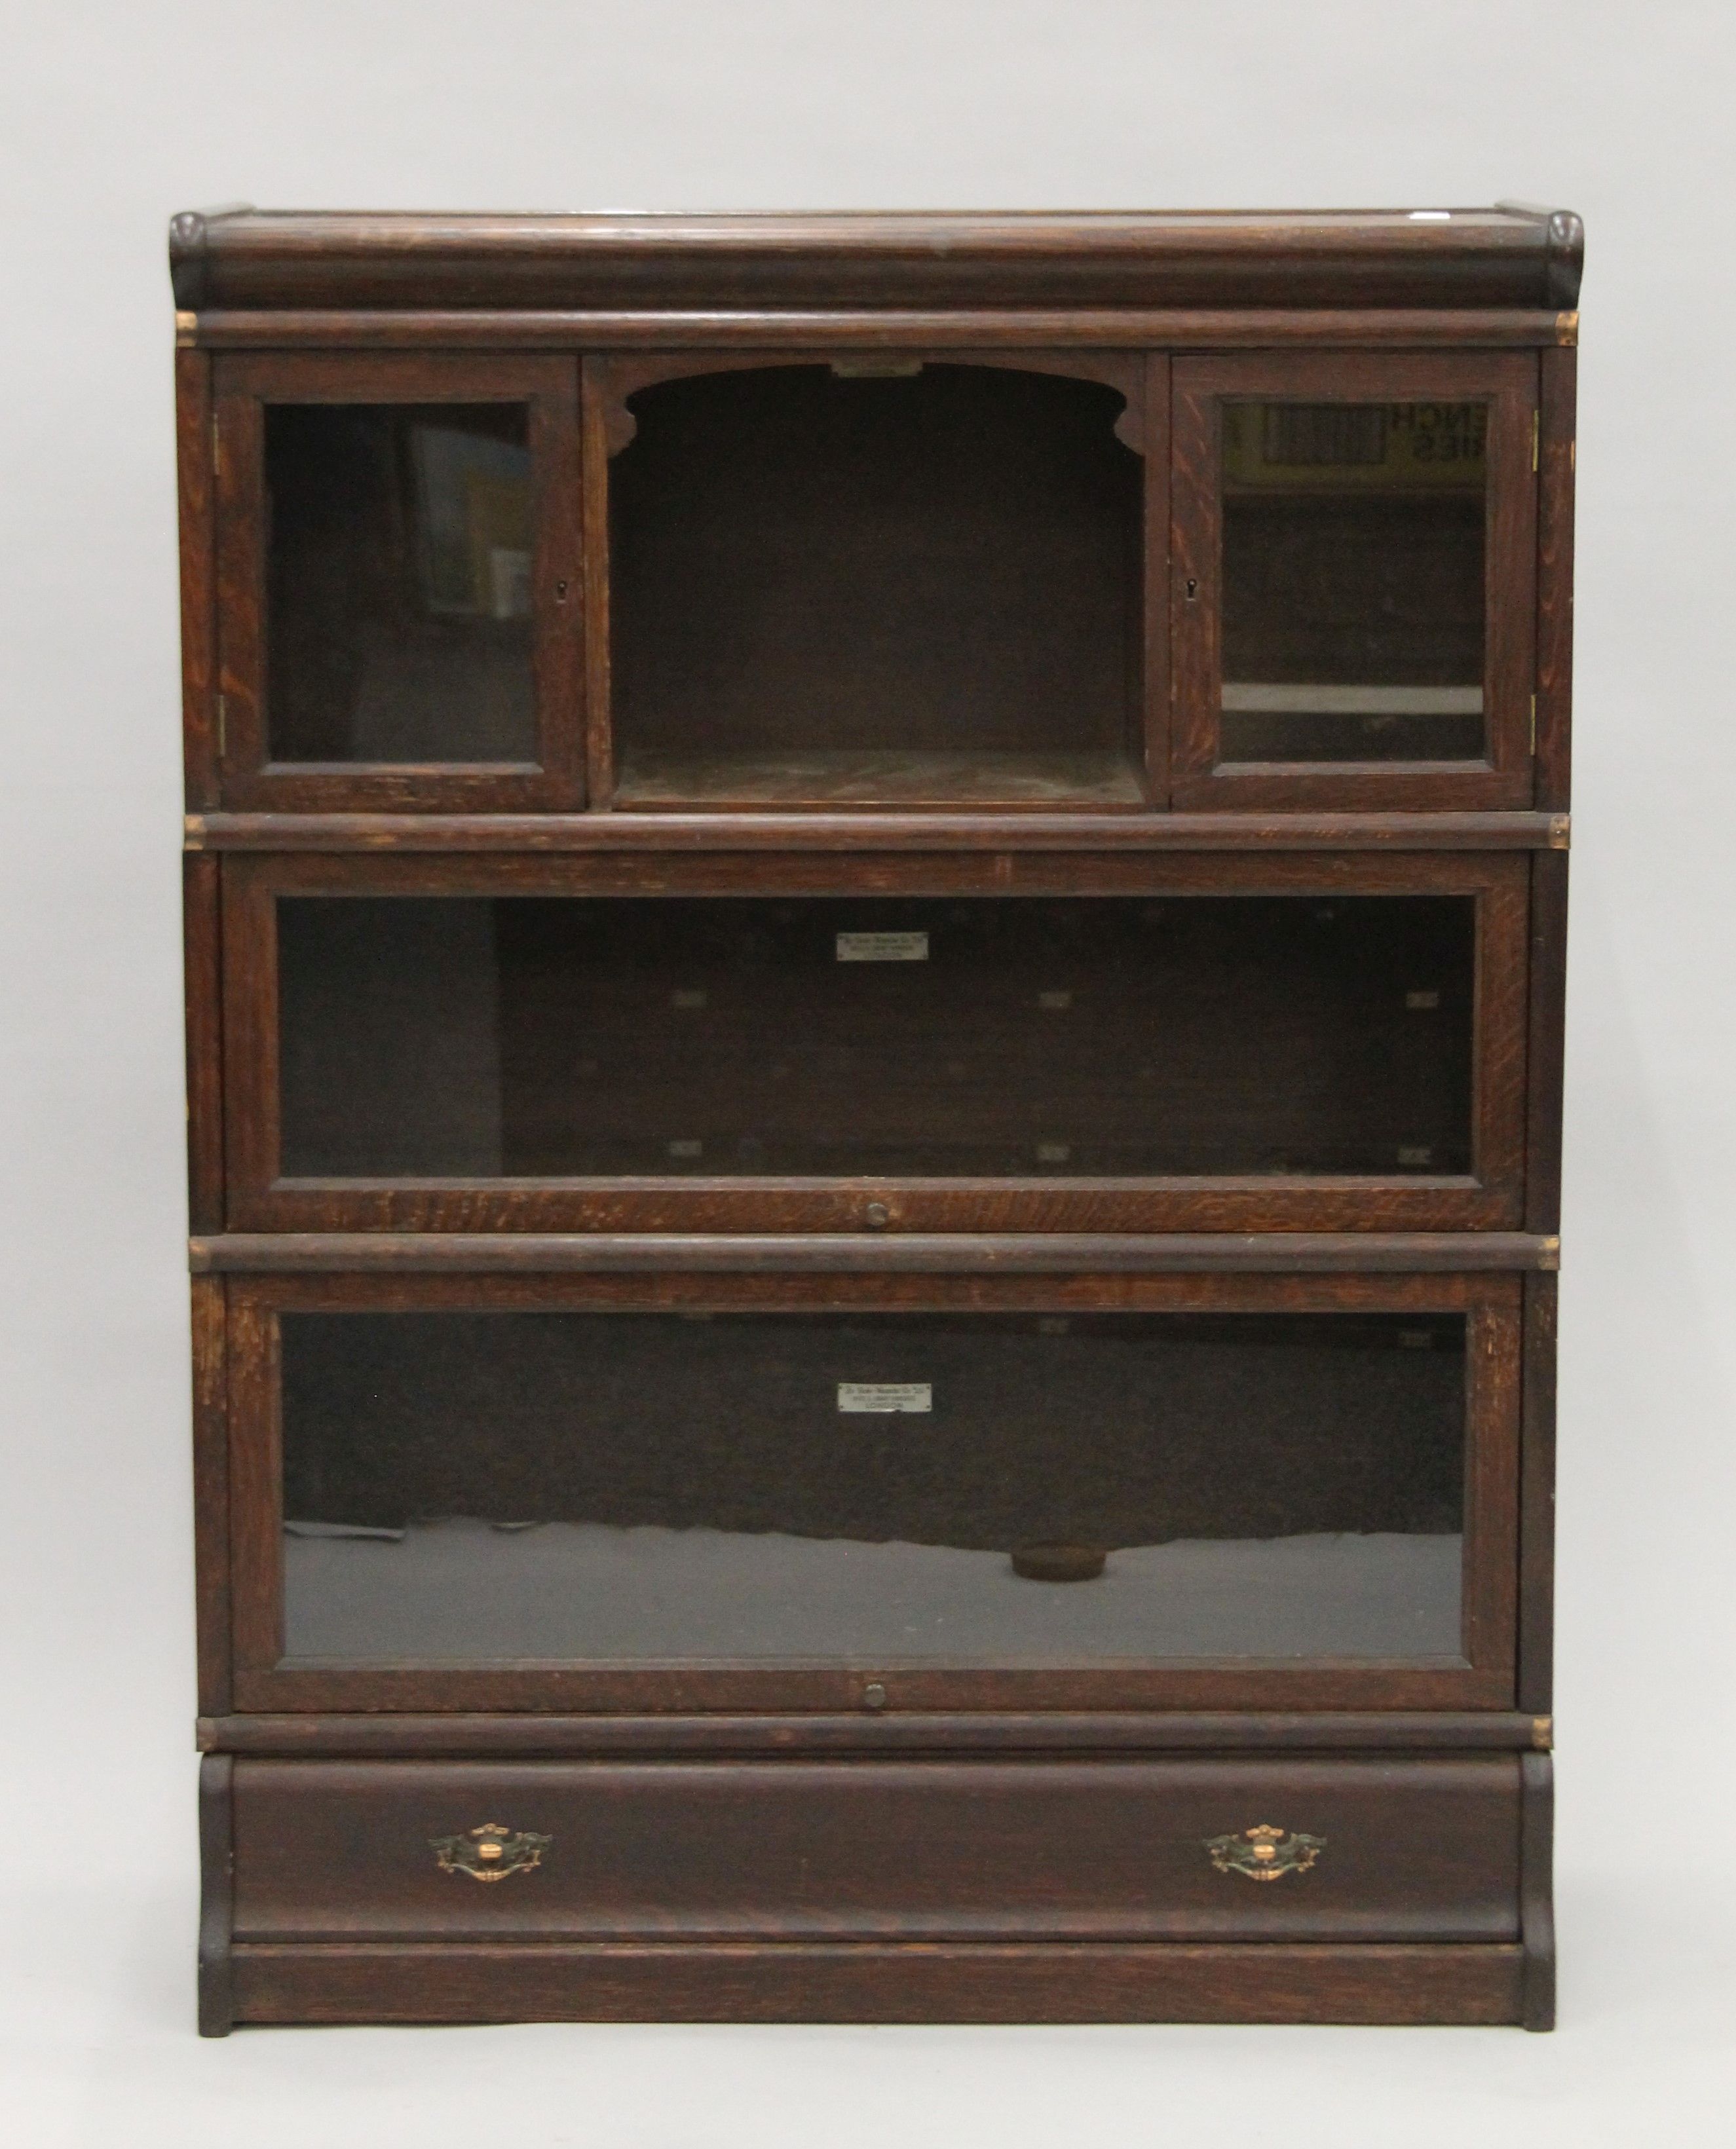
[1545,210,1583,308]
[169,210,209,309]
[168,204,254,310]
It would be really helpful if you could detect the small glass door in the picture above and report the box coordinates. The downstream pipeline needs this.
[212,353,582,810]
[1172,352,1537,810]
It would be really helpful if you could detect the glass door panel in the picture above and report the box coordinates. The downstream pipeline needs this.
[275,891,1475,1181]
[265,402,536,763]
[1170,352,1536,810]
[211,352,581,811]
[1221,399,1486,762]
[278,1308,1467,1666]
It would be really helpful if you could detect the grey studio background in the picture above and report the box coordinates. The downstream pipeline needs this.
[2,4,1732,2142]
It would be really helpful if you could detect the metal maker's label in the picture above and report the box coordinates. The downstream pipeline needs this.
[837,1382,932,1413]
[836,931,929,962]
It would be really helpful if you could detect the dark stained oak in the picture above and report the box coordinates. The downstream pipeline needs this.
[1535,346,1577,809]
[190,1231,1561,1275]
[198,1754,235,2037]
[211,352,584,815]
[1519,1273,1558,1715]
[188,809,1570,851]
[218,1265,1521,1719]
[176,348,219,809]
[190,1276,232,1715]
[191,308,1575,352]
[1526,850,1570,1235]
[229,1757,1522,1944]
[1521,1752,1556,2030]
[182,853,224,1233]
[170,208,1583,314]
[231,1940,1528,2026]
[215,847,1531,1239]
[200,1711,1555,1757]
[175,203,1574,2032]
[1171,350,1538,813]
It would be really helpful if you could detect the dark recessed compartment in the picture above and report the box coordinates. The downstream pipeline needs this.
[264,402,537,763]
[275,892,1475,1181]
[280,1308,1467,1664]
[607,364,1146,806]
[1220,400,1487,764]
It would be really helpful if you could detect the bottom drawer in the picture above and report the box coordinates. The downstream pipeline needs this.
[229,1755,1521,1945]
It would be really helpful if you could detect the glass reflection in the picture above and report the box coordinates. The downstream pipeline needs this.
[1220,400,1487,762]
[276,894,1475,1180]
[280,1310,1467,1664]
[265,403,535,762]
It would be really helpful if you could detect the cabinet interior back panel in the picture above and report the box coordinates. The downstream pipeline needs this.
[275,893,1476,1181]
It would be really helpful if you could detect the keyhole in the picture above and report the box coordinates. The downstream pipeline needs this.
[1184,578,1199,602]
[554,579,570,603]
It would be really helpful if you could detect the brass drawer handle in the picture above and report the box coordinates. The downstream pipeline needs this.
[430,1822,552,1882]
[1204,1823,1325,1881]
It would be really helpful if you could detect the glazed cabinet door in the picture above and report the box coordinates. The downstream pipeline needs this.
[1171,352,1538,811]
[218,850,1530,1235]
[212,353,584,812]
[218,1267,1520,1713]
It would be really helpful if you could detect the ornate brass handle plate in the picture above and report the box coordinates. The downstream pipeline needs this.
[430,1822,552,1882]
[1204,1823,1325,1881]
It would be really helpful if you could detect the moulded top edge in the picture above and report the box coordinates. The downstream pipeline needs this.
[168,205,1585,314]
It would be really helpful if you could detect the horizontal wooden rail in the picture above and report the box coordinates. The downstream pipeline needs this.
[188,810,1569,853]
[191,1231,1560,1274]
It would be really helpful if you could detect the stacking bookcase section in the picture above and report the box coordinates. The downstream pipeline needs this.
[597,354,1157,809]
[220,851,1528,1235]
[216,1265,1520,1713]
[177,204,1579,2034]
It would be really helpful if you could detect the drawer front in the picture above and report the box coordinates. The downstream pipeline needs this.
[232,1756,1520,1943]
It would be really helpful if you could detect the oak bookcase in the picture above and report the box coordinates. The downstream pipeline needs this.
[174,205,1578,2032]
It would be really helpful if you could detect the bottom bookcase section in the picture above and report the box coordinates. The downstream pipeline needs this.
[217,1268,1521,1713]
[202,1753,1550,2030]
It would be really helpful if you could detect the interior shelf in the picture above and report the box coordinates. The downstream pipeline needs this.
[611,746,1148,810]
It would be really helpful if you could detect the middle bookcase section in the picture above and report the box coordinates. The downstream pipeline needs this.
[223,855,1529,1235]
[221,1267,1520,1713]
[595,356,1155,810]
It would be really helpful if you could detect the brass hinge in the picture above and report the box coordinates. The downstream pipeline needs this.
[211,411,222,479]
[216,692,227,760]
[1532,411,1539,472]
[1555,310,1579,346]
[1530,694,1537,753]
[1549,813,1570,850]
[1532,1715,1554,1751]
